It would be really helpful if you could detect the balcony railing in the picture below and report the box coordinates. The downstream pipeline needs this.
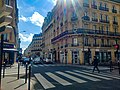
[91,5,97,9]
[71,43,79,47]
[113,21,118,25]
[71,16,78,21]
[83,3,89,7]
[92,18,98,22]
[51,28,120,43]
[99,7,109,11]
[82,16,90,21]
[93,44,99,47]
[84,44,91,46]
[99,19,109,23]
[112,9,117,13]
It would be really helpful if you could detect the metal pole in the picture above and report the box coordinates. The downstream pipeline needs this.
[17,61,20,79]
[28,65,31,90]
[82,34,85,64]
[0,34,3,90]
[3,62,5,78]
[25,62,28,83]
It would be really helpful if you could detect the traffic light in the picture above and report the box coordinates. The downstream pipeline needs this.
[114,44,119,50]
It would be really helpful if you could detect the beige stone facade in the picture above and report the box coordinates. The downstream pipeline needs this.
[42,0,120,64]
[0,0,18,63]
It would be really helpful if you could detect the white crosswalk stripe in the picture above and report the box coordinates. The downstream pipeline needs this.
[82,70,120,79]
[34,73,55,89]
[65,71,101,81]
[56,71,87,83]
[74,70,112,80]
[34,70,119,89]
[46,72,72,86]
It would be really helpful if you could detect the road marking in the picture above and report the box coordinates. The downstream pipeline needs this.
[83,70,120,79]
[46,72,72,86]
[74,70,112,80]
[34,73,55,89]
[56,71,87,83]
[65,71,101,81]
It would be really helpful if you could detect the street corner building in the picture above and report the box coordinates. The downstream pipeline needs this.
[42,0,120,65]
[0,0,19,64]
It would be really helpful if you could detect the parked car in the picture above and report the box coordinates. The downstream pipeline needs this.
[23,57,30,65]
[45,58,54,64]
[33,57,43,64]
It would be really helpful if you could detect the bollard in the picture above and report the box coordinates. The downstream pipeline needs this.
[28,65,31,90]
[25,62,28,83]
[3,62,6,78]
[17,62,20,79]
[118,62,120,75]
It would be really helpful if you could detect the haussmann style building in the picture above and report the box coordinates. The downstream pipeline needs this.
[42,0,120,65]
[0,0,19,64]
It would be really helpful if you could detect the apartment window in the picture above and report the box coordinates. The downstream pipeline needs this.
[100,14,103,20]
[104,3,107,8]
[84,24,89,29]
[72,11,77,17]
[114,26,118,34]
[84,11,88,16]
[5,0,9,5]
[72,38,77,45]
[99,2,102,7]
[113,16,117,22]
[112,5,116,10]
[101,39,104,45]
[84,0,89,4]
[107,39,110,45]
[3,34,8,41]
[92,0,96,5]
[106,25,109,33]
[92,12,97,19]
[94,38,97,45]
[105,15,109,21]
[93,25,97,30]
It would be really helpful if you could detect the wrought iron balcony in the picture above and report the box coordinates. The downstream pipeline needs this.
[93,44,99,47]
[71,16,78,21]
[64,44,68,47]
[99,7,109,11]
[84,44,91,46]
[92,18,98,22]
[99,19,109,23]
[113,21,118,25]
[71,43,79,47]
[0,16,12,27]
[51,28,120,43]
[82,16,90,21]
[112,9,117,13]
[91,5,97,9]
[83,3,89,7]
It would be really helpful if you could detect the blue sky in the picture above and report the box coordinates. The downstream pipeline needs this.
[17,0,57,52]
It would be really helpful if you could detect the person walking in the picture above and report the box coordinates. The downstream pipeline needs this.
[92,56,100,73]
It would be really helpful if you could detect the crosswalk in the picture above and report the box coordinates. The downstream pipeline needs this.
[34,70,120,89]
[33,64,60,67]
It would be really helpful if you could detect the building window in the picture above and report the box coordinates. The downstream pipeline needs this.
[93,25,97,30]
[114,26,118,34]
[107,39,110,46]
[105,15,109,21]
[113,16,117,22]
[85,37,88,45]
[94,38,97,45]
[92,0,96,5]
[84,0,89,4]
[5,0,9,5]
[72,38,77,45]
[101,39,104,45]
[106,25,109,34]
[100,14,103,20]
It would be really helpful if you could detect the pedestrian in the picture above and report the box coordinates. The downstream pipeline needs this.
[92,56,100,73]
[110,60,113,72]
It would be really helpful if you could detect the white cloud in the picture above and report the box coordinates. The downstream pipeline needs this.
[19,33,34,42]
[48,0,57,5]
[29,12,44,27]
[19,12,44,27]
[19,15,28,22]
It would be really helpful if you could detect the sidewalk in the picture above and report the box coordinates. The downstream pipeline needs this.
[1,63,36,90]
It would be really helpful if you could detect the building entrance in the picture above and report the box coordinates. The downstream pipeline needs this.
[72,51,79,64]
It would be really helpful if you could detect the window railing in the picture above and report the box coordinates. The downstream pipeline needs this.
[71,16,78,21]
[83,3,89,7]
[82,16,90,21]
[99,19,109,23]
[113,21,118,25]
[51,28,120,43]
[91,4,97,9]
[92,18,98,22]
[93,44,99,47]
[99,6,109,11]
[112,9,117,13]
[71,43,79,47]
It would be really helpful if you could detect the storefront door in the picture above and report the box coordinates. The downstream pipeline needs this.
[72,51,79,64]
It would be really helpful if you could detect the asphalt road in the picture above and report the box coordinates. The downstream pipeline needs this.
[31,64,120,90]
